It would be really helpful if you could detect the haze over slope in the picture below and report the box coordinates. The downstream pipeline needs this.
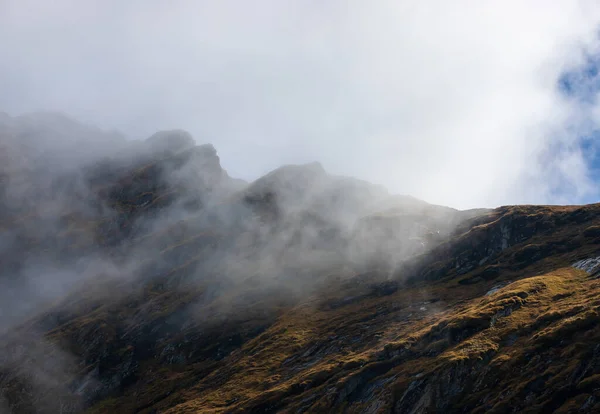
[0,113,599,413]
[0,112,458,334]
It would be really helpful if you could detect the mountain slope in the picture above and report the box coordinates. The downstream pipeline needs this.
[78,204,599,414]
[0,113,599,414]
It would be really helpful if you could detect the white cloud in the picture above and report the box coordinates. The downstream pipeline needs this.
[1,0,600,208]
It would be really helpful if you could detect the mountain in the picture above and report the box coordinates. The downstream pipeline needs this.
[0,113,599,413]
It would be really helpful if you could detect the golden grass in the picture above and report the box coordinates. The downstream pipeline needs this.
[70,263,600,413]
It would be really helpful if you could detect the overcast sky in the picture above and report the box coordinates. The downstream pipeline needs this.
[1,1,600,209]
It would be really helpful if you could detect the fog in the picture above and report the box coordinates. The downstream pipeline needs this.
[2,2,600,412]
[2,1,600,208]
[0,110,465,410]
[0,109,459,326]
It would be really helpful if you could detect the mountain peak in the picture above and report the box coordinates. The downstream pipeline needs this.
[145,129,195,154]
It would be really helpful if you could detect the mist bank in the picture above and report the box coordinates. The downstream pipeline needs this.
[0,112,486,411]
[0,111,474,329]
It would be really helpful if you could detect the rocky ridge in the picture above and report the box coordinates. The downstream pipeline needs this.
[0,113,599,413]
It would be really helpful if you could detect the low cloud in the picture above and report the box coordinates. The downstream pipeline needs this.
[1,2,600,206]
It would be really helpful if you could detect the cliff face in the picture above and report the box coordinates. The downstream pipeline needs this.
[0,114,599,414]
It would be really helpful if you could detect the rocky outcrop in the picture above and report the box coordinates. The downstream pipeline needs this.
[573,256,600,276]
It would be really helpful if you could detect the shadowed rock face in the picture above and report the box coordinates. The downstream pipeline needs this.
[1,113,600,414]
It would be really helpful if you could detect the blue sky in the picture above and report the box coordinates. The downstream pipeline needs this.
[558,53,600,203]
